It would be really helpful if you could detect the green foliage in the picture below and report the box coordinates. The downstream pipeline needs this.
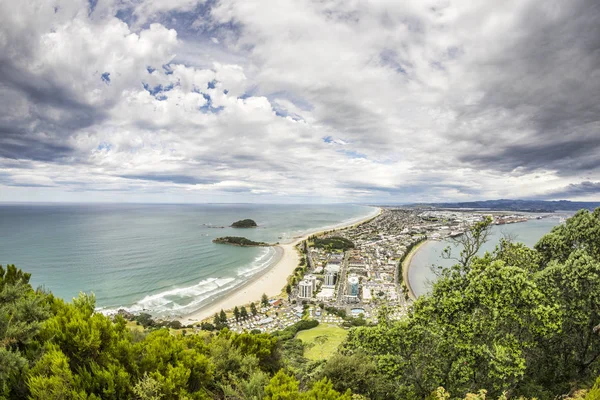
[336,209,600,399]
[312,237,354,251]
[0,264,50,398]
[135,313,155,328]
[262,293,270,307]
[264,371,351,400]
[251,302,258,316]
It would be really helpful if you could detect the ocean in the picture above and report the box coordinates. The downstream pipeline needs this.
[0,203,376,318]
[407,214,568,297]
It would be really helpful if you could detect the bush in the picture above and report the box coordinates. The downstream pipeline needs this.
[200,322,215,331]
[168,320,182,329]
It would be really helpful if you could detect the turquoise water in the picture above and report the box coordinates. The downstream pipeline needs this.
[408,215,567,297]
[0,203,376,317]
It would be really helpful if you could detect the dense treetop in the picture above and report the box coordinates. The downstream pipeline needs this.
[311,236,355,251]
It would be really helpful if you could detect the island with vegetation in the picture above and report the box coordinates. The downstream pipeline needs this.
[213,236,271,247]
[231,219,258,228]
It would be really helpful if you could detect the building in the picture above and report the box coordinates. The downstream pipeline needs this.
[348,275,360,297]
[304,274,318,291]
[316,286,335,301]
[325,263,340,274]
[298,279,314,299]
[324,272,336,286]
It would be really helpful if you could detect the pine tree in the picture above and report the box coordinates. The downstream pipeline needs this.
[250,302,258,316]
[233,306,240,322]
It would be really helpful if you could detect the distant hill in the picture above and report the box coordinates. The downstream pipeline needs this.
[406,199,600,213]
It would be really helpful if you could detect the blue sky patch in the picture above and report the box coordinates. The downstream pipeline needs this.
[101,72,110,84]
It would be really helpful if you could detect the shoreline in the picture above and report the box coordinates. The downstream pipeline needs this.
[402,239,428,301]
[180,206,382,324]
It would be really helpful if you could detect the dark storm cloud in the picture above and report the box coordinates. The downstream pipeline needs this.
[455,0,600,174]
[539,181,600,199]
[0,51,106,163]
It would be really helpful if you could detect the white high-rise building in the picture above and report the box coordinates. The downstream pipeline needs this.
[305,274,318,291]
[324,272,336,286]
[298,279,314,299]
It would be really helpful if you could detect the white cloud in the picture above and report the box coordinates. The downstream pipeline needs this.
[0,0,598,203]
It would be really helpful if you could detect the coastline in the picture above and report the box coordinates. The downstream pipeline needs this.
[180,206,382,323]
[402,239,428,301]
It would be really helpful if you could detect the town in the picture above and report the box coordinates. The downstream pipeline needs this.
[218,207,536,334]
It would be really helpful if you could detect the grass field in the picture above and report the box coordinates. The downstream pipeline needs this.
[296,324,348,360]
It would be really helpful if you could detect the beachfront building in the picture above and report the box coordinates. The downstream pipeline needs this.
[298,279,314,299]
[324,272,336,286]
[305,274,318,291]
[348,275,360,297]
[316,286,335,301]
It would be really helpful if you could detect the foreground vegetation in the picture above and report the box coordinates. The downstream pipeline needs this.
[1,208,600,399]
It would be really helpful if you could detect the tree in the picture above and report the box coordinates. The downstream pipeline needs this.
[261,293,270,308]
[314,335,329,359]
[442,216,492,270]
[240,306,249,319]
[251,302,258,316]
[132,373,164,400]
[339,210,600,399]
[0,264,50,399]
[264,370,301,400]
[234,306,240,322]
[219,309,227,324]
[286,285,292,295]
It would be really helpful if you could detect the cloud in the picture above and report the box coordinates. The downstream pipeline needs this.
[539,181,600,200]
[0,0,598,203]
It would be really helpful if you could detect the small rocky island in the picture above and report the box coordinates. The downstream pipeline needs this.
[230,219,258,228]
[213,236,271,247]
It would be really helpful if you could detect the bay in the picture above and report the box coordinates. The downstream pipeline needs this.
[407,214,568,297]
[0,203,375,318]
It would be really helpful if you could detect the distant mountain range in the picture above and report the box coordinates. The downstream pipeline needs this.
[404,199,600,213]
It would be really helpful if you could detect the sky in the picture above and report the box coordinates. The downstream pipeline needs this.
[0,0,599,204]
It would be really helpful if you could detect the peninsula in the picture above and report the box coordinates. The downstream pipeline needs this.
[213,236,270,247]
[231,219,258,228]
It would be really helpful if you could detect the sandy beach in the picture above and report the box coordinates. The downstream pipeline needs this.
[180,206,382,324]
[401,239,427,301]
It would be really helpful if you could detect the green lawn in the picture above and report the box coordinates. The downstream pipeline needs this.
[296,324,348,360]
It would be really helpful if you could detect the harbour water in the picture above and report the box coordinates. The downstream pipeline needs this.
[407,215,567,297]
[0,203,376,317]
